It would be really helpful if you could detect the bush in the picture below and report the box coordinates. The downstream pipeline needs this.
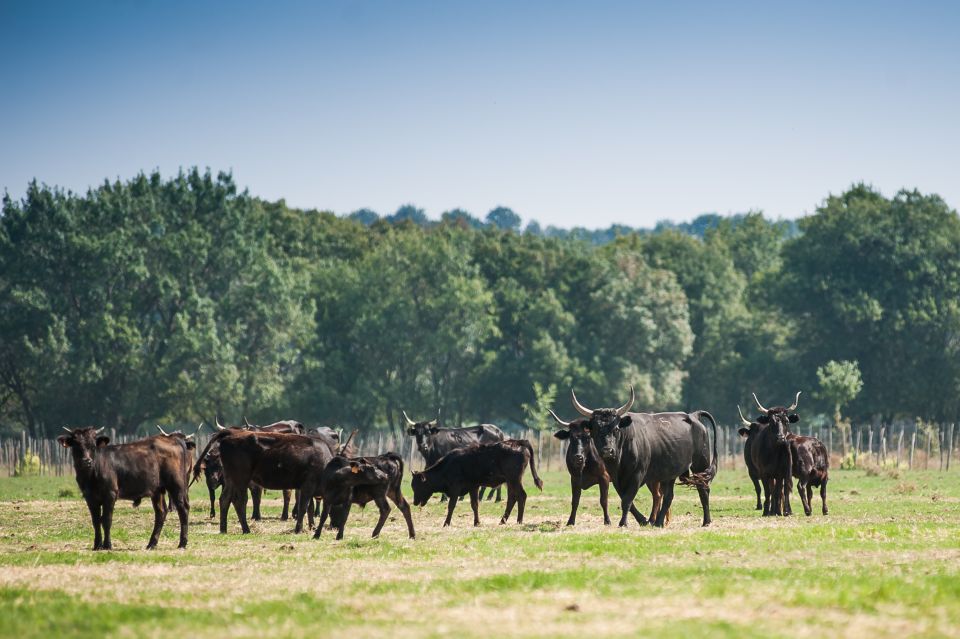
[14,449,44,477]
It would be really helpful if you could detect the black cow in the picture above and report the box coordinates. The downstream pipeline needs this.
[550,411,670,526]
[404,411,506,501]
[192,429,334,534]
[786,432,829,516]
[313,453,416,540]
[745,392,800,517]
[736,406,764,511]
[572,386,718,528]
[58,428,191,550]
[411,440,543,526]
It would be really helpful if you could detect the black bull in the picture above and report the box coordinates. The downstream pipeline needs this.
[572,388,718,527]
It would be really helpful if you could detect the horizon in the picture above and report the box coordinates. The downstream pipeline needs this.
[3,1,959,228]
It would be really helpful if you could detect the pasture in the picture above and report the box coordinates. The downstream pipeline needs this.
[1,468,958,639]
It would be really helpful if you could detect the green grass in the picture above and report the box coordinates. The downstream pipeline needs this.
[1,467,958,638]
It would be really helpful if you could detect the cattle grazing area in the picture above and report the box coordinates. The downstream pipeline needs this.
[1,470,958,638]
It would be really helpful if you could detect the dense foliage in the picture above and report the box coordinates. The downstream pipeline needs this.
[2,171,958,436]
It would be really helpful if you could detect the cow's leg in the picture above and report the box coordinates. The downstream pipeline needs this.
[234,486,251,534]
[495,485,502,502]
[281,489,292,521]
[371,495,391,538]
[654,483,675,528]
[294,484,314,534]
[648,482,661,524]
[696,483,712,527]
[478,487,486,501]
[100,497,116,550]
[751,474,763,510]
[86,499,103,550]
[598,477,612,526]
[250,486,262,521]
[208,485,217,519]
[169,485,189,549]
[443,494,459,527]
[782,476,793,516]
[468,486,481,527]
[219,485,232,533]
[765,477,778,516]
[146,493,166,549]
[391,492,416,539]
[313,501,330,539]
[515,482,528,524]
[618,482,641,527]
[798,479,812,516]
[820,479,829,515]
[500,486,517,525]
[566,477,582,526]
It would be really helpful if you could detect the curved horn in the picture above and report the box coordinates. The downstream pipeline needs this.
[737,405,751,427]
[401,410,416,427]
[62,426,73,433]
[787,391,802,412]
[156,425,170,436]
[195,422,204,435]
[215,417,225,431]
[547,409,572,427]
[95,427,105,435]
[429,409,440,426]
[616,385,636,416]
[243,416,252,428]
[571,389,593,417]
[752,393,770,414]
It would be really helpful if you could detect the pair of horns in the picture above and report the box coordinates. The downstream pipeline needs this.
[61,426,105,435]
[571,385,635,418]
[402,410,439,427]
[156,423,204,437]
[752,391,801,414]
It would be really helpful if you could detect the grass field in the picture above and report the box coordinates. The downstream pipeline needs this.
[1,465,959,638]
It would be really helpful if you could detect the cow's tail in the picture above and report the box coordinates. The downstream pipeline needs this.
[520,439,544,491]
[383,451,405,494]
[191,430,228,486]
[679,410,719,489]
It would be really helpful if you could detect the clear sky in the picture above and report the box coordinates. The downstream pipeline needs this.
[2,1,958,228]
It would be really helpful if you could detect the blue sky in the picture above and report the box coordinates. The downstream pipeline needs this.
[2,1,958,228]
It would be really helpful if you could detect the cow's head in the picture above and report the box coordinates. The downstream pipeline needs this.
[571,386,635,462]
[410,470,436,507]
[336,459,388,487]
[736,405,760,439]
[751,392,801,444]
[403,410,440,454]
[550,410,594,473]
[57,427,107,468]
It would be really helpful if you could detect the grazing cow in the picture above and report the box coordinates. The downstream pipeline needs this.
[572,386,718,527]
[313,453,415,540]
[404,411,506,501]
[411,440,543,526]
[58,427,191,550]
[550,410,670,526]
[746,392,800,517]
[192,429,334,534]
[786,432,829,516]
[736,406,764,511]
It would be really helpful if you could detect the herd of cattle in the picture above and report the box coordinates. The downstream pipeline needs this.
[55,388,829,550]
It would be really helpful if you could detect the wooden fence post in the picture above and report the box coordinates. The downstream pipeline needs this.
[909,431,916,470]
[948,423,955,472]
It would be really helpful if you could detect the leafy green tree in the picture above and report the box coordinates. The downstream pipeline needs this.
[816,359,863,455]
[486,206,521,232]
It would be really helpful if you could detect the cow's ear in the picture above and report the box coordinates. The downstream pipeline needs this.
[757,415,770,424]
[96,436,110,447]
[618,415,633,429]
[417,473,427,483]
[57,435,71,448]
[406,427,417,436]
[738,427,750,438]
[350,461,360,474]
[788,413,799,423]
[553,430,570,440]
[428,427,440,434]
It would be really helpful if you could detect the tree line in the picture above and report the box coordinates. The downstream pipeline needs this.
[2,170,959,440]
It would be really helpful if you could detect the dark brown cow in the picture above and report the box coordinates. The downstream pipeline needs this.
[550,410,670,526]
[747,392,800,517]
[786,432,829,516]
[192,429,334,534]
[313,453,415,540]
[410,439,543,526]
[58,427,191,550]
[736,406,764,511]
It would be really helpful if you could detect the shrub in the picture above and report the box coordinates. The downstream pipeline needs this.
[14,449,44,477]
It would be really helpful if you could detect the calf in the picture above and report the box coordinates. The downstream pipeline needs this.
[313,453,415,540]
[58,428,191,550]
[410,439,543,526]
[192,429,334,534]
[786,433,829,516]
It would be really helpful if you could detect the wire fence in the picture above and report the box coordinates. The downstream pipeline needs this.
[2,422,957,478]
